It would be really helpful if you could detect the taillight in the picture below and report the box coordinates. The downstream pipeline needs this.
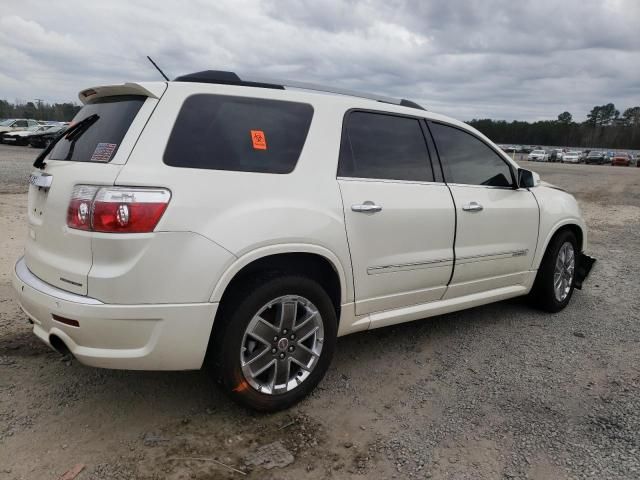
[67,185,99,230]
[66,186,171,233]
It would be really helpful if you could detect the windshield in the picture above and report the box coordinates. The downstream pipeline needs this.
[588,152,601,156]
[49,95,145,162]
[532,150,545,154]
[0,119,15,126]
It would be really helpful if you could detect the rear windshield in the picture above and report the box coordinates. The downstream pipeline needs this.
[163,94,314,174]
[49,95,145,162]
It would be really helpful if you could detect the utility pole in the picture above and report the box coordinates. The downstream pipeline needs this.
[34,98,44,120]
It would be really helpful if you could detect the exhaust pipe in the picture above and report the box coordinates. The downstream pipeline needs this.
[49,334,72,357]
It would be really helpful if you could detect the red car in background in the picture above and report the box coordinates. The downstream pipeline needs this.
[611,152,632,166]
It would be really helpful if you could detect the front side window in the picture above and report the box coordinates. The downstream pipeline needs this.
[164,94,314,174]
[338,111,433,182]
[429,122,513,187]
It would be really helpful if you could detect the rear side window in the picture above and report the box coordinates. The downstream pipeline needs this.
[49,95,145,162]
[338,111,433,182]
[163,94,314,174]
[429,122,514,187]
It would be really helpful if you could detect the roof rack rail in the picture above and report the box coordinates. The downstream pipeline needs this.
[173,70,425,111]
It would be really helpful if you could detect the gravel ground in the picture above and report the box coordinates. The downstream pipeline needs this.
[0,144,639,479]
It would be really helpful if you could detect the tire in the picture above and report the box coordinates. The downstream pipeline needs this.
[213,273,337,412]
[529,229,577,312]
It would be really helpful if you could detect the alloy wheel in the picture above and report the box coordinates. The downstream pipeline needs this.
[553,242,575,302]
[240,295,324,395]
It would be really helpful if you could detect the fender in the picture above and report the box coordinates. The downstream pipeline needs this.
[209,243,352,305]
[533,217,586,270]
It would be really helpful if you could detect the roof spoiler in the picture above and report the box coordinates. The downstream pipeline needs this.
[78,82,166,104]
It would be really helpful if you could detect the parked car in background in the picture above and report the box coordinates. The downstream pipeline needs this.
[11,72,594,411]
[584,151,607,165]
[1,124,53,145]
[528,149,549,161]
[549,149,564,162]
[27,125,67,148]
[563,151,581,163]
[611,152,632,167]
[500,145,517,154]
[580,151,589,162]
[0,119,40,139]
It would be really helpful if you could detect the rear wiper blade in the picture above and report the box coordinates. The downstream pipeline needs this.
[33,114,100,170]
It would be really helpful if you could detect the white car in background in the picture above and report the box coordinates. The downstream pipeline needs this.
[12,72,595,411]
[563,151,582,163]
[0,118,40,134]
[528,149,549,161]
[1,125,51,145]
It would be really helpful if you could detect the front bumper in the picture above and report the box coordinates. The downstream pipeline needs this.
[12,257,218,370]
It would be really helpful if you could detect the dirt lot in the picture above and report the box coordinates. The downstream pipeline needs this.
[0,144,639,479]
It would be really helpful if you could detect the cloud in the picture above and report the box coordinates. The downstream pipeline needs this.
[0,0,638,120]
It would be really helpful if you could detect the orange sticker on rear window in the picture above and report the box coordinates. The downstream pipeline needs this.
[250,130,267,150]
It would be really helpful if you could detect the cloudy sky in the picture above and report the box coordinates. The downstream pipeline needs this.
[1,0,639,121]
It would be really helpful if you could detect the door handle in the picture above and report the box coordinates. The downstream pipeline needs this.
[351,201,382,213]
[462,201,483,212]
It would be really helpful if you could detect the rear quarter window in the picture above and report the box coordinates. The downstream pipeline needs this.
[163,94,314,174]
[49,95,145,162]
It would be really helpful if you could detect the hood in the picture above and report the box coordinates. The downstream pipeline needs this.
[539,180,568,193]
[11,130,36,137]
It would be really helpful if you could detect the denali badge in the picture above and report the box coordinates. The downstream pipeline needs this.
[28,173,53,189]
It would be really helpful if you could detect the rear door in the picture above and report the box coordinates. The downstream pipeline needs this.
[428,121,539,299]
[338,111,455,315]
[24,89,163,295]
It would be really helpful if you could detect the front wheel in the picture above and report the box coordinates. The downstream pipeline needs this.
[529,230,577,312]
[215,274,337,412]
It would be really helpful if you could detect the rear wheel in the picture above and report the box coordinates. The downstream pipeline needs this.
[214,274,337,411]
[529,230,577,312]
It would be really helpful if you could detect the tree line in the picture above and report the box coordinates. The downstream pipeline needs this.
[0,99,81,122]
[2,97,639,149]
[468,104,640,149]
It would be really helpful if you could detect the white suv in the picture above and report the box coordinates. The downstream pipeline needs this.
[13,71,595,411]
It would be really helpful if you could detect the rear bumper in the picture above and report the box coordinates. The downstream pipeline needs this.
[12,257,217,370]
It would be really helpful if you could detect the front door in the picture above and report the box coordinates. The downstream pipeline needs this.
[428,121,539,298]
[338,111,456,315]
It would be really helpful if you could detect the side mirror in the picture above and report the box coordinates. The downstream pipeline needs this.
[518,168,539,188]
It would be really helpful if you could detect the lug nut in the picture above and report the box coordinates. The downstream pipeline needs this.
[271,348,277,354]
[273,336,278,342]
[282,329,288,335]
[279,353,285,359]
[290,334,295,340]
[288,346,295,352]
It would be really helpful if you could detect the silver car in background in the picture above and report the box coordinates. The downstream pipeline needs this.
[528,149,549,161]
[563,151,582,163]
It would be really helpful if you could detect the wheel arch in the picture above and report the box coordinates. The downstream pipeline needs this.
[210,244,350,312]
[534,220,584,270]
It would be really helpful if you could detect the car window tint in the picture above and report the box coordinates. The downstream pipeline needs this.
[430,122,513,187]
[339,111,433,181]
[164,94,314,174]
[49,95,145,162]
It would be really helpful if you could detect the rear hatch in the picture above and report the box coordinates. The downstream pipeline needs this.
[24,83,166,295]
